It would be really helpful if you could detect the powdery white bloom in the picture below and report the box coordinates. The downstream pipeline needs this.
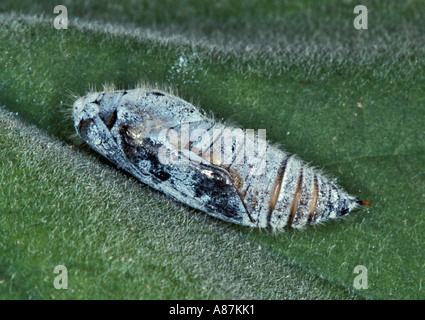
[73,87,369,229]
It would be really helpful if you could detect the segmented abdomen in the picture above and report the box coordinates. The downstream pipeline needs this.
[184,122,361,229]
[73,87,366,230]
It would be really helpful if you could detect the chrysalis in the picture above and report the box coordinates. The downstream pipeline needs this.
[73,87,370,229]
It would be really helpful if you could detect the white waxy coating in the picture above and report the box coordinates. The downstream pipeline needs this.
[73,88,364,229]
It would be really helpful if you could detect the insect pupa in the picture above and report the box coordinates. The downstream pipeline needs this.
[73,86,370,229]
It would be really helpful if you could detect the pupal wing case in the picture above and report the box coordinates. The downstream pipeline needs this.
[73,88,368,229]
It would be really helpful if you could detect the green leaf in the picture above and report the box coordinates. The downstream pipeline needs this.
[1,0,424,299]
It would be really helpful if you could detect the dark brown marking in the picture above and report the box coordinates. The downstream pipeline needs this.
[323,185,337,220]
[267,158,288,227]
[181,149,255,224]
[307,175,319,224]
[222,166,254,224]
[287,171,303,227]
[78,118,94,138]
[150,91,165,96]
[227,168,243,192]
[105,109,117,129]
